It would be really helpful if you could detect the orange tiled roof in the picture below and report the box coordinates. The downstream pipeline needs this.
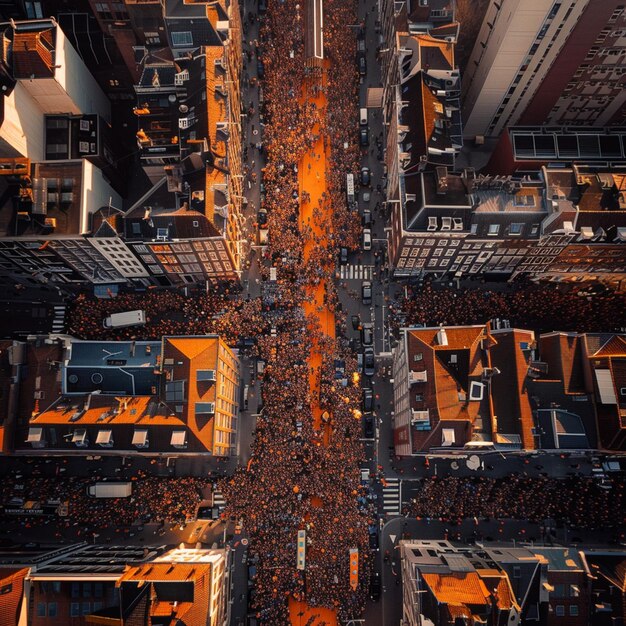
[162,336,220,452]
[12,29,55,79]
[422,571,490,606]
[31,396,183,427]
[416,33,455,68]
[120,562,211,582]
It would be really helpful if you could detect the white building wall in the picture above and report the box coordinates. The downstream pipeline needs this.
[462,0,589,138]
[88,238,150,279]
[80,160,122,234]
[0,83,45,160]
[54,26,111,122]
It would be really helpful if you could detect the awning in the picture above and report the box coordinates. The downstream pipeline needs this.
[442,428,455,446]
[366,87,383,108]
[27,427,43,443]
[171,430,187,447]
[96,430,113,445]
[132,429,148,446]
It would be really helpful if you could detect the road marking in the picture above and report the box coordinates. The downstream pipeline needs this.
[339,264,373,280]
[382,477,401,514]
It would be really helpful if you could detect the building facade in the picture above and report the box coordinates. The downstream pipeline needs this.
[462,0,626,139]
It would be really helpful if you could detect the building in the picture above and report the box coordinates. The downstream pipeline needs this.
[530,548,591,626]
[129,3,244,283]
[462,0,626,140]
[582,548,626,625]
[389,166,547,279]
[20,334,240,456]
[388,165,626,283]
[485,127,626,176]
[0,19,111,162]
[392,323,536,455]
[1,543,230,626]
[400,540,527,626]
[119,547,230,626]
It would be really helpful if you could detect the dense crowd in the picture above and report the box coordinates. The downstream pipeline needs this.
[405,475,626,530]
[219,0,371,623]
[400,280,626,333]
[0,476,210,531]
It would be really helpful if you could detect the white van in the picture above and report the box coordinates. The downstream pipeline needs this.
[363,228,372,251]
[103,310,146,329]
[359,107,368,126]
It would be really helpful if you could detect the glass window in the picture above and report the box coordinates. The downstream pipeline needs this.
[70,603,80,617]
[570,605,579,616]
[48,602,58,617]
[555,605,565,617]
[509,223,523,235]
[37,603,46,617]
[171,31,193,46]
[71,583,80,598]
[82,602,91,615]
[488,224,500,235]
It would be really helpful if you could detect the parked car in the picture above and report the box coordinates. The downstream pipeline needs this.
[339,246,348,265]
[256,59,265,79]
[358,54,367,76]
[357,353,364,374]
[362,228,372,251]
[360,128,369,147]
[361,280,372,305]
[360,166,371,186]
[368,531,379,550]
[362,388,374,412]
[363,414,374,438]
[351,315,361,330]
[257,208,267,225]
[363,347,375,377]
[370,572,381,601]
[361,322,374,346]
[362,209,372,226]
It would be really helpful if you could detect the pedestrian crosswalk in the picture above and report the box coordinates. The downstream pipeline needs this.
[212,489,226,510]
[52,305,66,334]
[339,264,373,281]
[382,478,401,515]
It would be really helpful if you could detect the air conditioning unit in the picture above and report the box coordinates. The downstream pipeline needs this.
[34,391,46,400]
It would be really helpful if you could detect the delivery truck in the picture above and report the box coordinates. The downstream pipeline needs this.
[87,482,132,498]
[103,310,146,329]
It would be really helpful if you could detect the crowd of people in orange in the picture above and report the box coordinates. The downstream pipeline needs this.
[219,0,373,623]
[406,475,625,532]
[400,279,626,333]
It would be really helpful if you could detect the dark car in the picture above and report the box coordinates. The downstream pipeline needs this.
[360,166,371,187]
[361,280,372,305]
[258,0,267,14]
[339,247,348,265]
[256,59,265,79]
[363,414,374,438]
[362,388,374,412]
[361,322,374,346]
[257,208,267,225]
[360,128,369,147]
[370,572,381,601]
[351,315,361,331]
[358,54,367,76]
[362,209,372,226]
[368,531,379,550]
[363,347,375,377]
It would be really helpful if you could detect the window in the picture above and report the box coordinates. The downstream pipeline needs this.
[70,603,80,617]
[414,353,423,362]
[71,583,80,598]
[171,31,193,47]
[415,394,423,402]
[569,605,579,616]
[509,223,523,235]
[37,603,46,617]
[82,602,91,615]
[488,224,500,236]
[25,1,43,18]
[513,566,521,578]
[555,605,565,617]
[48,602,58,617]
[94,583,103,598]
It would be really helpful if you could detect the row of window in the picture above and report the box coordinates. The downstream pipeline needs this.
[37,601,106,618]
